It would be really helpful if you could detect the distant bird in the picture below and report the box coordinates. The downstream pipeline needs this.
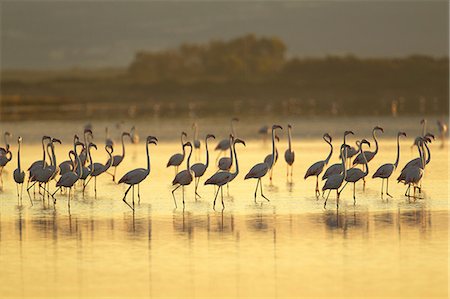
[167,132,188,174]
[353,126,383,169]
[437,120,448,148]
[106,132,131,182]
[13,137,25,203]
[0,131,12,156]
[258,125,270,144]
[322,144,349,208]
[105,127,114,147]
[341,139,371,204]
[372,132,406,197]
[190,134,215,199]
[215,118,239,158]
[83,144,113,197]
[245,125,282,203]
[192,122,201,149]
[205,138,246,210]
[118,136,158,210]
[130,126,140,144]
[323,130,354,180]
[52,142,85,207]
[304,133,333,197]
[284,124,295,180]
[0,139,12,189]
[172,142,194,208]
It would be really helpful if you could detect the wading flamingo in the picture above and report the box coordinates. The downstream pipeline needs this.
[322,144,349,208]
[372,132,406,197]
[0,132,12,156]
[284,124,295,181]
[118,136,158,210]
[59,135,80,176]
[341,139,371,204]
[323,131,354,180]
[245,125,282,203]
[304,133,332,197]
[398,137,425,198]
[79,143,97,192]
[352,126,383,168]
[13,137,25,203]
[172,142,193,208]
[215,118,239,158]
[0,141,12,189]
[218,134,234,171]
[27,136,51,196]
[83,144,113,196]
[263,135,279,183]
[205,138,246,210]
[79,129,93,166]
[190,134,215,199]
[167,132,187,174]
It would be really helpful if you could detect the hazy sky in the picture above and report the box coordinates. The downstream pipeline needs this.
[1,1,448,69]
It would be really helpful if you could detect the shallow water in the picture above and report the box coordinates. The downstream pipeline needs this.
[0,117,448,298]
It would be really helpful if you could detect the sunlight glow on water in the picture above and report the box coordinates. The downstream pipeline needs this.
[0,117,448,298]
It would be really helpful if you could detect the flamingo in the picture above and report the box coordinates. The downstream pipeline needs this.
[171,142,194,208]
[52,142,85,207]
[258,125,270,144]
[322,144,349,208]
[284,124,295,180]
[167,132,187,174]
[245,125,282,202]
[0,141,12,189]
[118,136,158,210]
[190,134,215,199]
[340,139,371,204]
[398,137,425,198]
[352,126,383,168]
[130,126,140,144]
[0,131,12,156]
[401,133,434,170]
[437,120,448,148]
[83,144,113,196]
[27,136,51,195]
[79,143,97,191]
[304,133,333,197]
[13,137,26,203]
[372,132,407,197]
[215,118,239,158]
[410,119,427,150]
[323,130,354,180]
[79,129,93,166]
[27,138,61,200]
[205,138,246,210]
[106,132,131,182]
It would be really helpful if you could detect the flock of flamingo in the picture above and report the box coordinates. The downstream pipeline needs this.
[0,118,446,212]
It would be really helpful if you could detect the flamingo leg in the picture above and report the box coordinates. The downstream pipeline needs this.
[286,165,289,180]
[172,185,180,208]
[405,184,410,197]
[324,189,331,208]
[381,179,384,197]
[182,186,185,207]
[16,183,20,203]
[20,183,24,203]
[260,178,269,202]
[84,176,92,191]
[221,186,225,210]
[122,185,134,210]
[132,185,135,207]
[52,186,62,199]
[353,183,356,205]
[336,190,340,208]
[226,183,229,196]
[386,179,393,198]
[254,179,259,203]
[137,184,140,204]
[339,181,348,194]
[94,176,97,197]
[315,176,320,197]
[113,167,117,182]
[68,188,71,208]
[213,185,221,210]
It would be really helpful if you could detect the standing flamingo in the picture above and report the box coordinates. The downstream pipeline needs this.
[13,137,25,203]
[59,135,80,176]
[398,137,425,198]
[0,132,12,156]
[352,126,383,168]
[83,144,113,196]
[107,132,131,182]
[304,133,332,197]
[323,131,354,180]
[284,124,295,181]
[27,136,51,196]
[79,129,93,166]
[372,132,406,197]
[79,143,97,191]
[263,135,279,183]
[341,139,371,204]
[218,134,234,171]
[190,134,215,199]
[322,144,349,208]
[167,132,187,174]
[437,120,448,148]
[52,142,85,207]
[172,142,194,208]
[118,136,158,210]
[205,138,246,210]
[244,125,282,202]
[0,140,12,189]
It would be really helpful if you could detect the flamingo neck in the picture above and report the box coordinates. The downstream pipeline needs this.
[146,142,151,174]
[324,138,333,164]
[17,141,21,172]
[232,142,239,176]
[186,146,192,171]
[271,129,276,168]
[360,143,369,175]
[50,144,57,167]
[106,149,113,169]
[121,134,126,158]
[229,136,234,165]
[205,137,210,168]
[75,148,82,178]
[88,146,94,172]
[372,129,379,155]
[394,134,401,168]
[288,128,292,150]
[41,138,46,164]
[341,147,347,180]
[422,120,427,136]
[423,142,431,165]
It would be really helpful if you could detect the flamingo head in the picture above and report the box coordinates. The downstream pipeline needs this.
[424,133,435,142]
[4,132,11,138]
[232,117,239,122]
[323,133,332,143]
[360,139,371,148]
[75,141,85,149]
[146,136,158,145]
[181,131,187,138]
[344,130,354,136]
[206,134,215,140]
[374,126,384,133]
[89,143,97,150]
[420,119,426,125]
[183,141,192,148]
[43,136,51,141]
[84,128,93,135]
[105,144,113,153]
[272,124,282,131]
[18,136,22,143]
[398,132,407,138]
[52,138,62,144]
[122,132,131,138]
[288,124,292,129]
[234,138,246,146]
